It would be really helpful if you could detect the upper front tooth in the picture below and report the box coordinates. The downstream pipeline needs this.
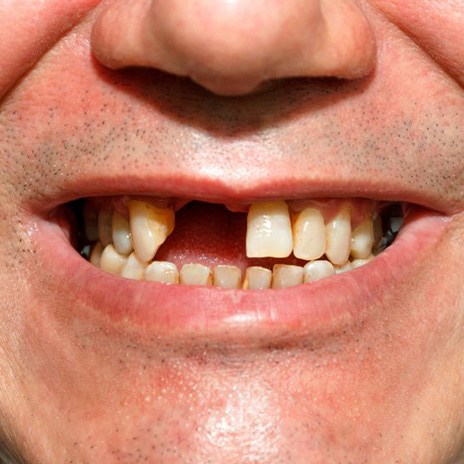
[246,200,293,258]
[129,200,175,263]
[325,204,351,266]
[351,217,374,259]
[292,207,326,260]
[112,211,133,255]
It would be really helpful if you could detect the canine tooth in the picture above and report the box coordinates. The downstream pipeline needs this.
[335,262,353,274]
[351,255,374,269]
[98,209,113,246]
[243,266,272,289]
[272,264,304,288]
[145,261,179,284]
[84,203,99,241]
[100,244,127,275]
[112,211,133,255]
[180,263,212,286]
[351,217,374,259]
[213,265,242,289]
[292,207,325,260]
[325,204,351,265]
[129,200,175,262]
[303,260,335,282]
[89,241,103,267]
[246,200,293,258]
[120,252,146,280]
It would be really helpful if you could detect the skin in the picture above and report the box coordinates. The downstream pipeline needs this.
[1,0,464,462]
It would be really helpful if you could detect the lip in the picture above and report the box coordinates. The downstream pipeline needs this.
[32,201,450,345]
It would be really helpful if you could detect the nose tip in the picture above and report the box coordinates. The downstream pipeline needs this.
[92,0,376,96]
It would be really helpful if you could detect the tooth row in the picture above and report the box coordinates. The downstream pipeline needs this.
[246,200,375,265]
[92,241,373,288]
[89,198,377,267]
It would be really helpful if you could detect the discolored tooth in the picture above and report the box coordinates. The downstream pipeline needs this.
[213,265,242,289]
[246,200,293,258]
[243,266,272,290]
[351,217,374,259]
[98,209,113,246]
[99,244,127,275]
[352,255,374,269]
[180,263,212,286]
[145,261,179,284]
[120,252,146,280]
[303,260,335,283]
[292,207,325,260]
[272,264,304,288]
[325,204,351,266]
[373,213,383,250]
[129,200,175,263]
[89,241,103,267]
[112,211,133,256]
[335,262,353,274]
[84,203,99,241]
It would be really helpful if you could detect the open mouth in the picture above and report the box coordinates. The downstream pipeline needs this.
[66,196,404,289]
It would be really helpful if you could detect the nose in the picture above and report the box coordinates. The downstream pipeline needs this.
[91,0,376,96]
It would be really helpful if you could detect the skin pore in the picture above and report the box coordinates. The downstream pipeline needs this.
[1,0,464,463]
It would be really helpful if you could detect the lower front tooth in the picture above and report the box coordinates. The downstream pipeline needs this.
[100,244,127,275]
[213,265,242,289]
[351,255,374,268]
[243,266,272,289]
[325,204,351,266]
[120,252,146,280]
[272,264,304,288]
[112,211,133,256]
[145,261,179,284]
[180,263,212,286]
[246,200,293,258]
[303,260,335,282]
[334,262,353,274]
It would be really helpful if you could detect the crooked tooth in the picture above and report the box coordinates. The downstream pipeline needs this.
[325,204,351,266]
[120,252,146,280]
[243,266,272,289]
[180,263,212,286]
[246,200,293,258]
[99,244,127,275]
[112,211,133,256]
[351,217,374,259]
[292,207,326,260]
[129,200,175,263]
[145,261,179,284]
[98,209,113,246]
[303,260,335,283]
[213,265,242,289]
[272,264,304,288]
[89,241,103,267]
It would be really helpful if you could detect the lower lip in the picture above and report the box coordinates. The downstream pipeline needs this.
[35,208,449,343]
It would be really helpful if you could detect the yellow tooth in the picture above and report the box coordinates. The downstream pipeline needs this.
[129,200,175,263]
[246,200,293,258]
[325,204,351,266]
[99,244,127,275]
[351,255,374,269]
[120,252,146,280]
[98,209,113,246]
[272,264,304,288]
[145,261,179,284]
[89,241,103,267]
[180,263,212,286]
[303,260,335,283]
[112,211,133,256]
[292,207,325,260]
[213,265,242,289]
[351,217,374,259]
[243,266,272,289]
